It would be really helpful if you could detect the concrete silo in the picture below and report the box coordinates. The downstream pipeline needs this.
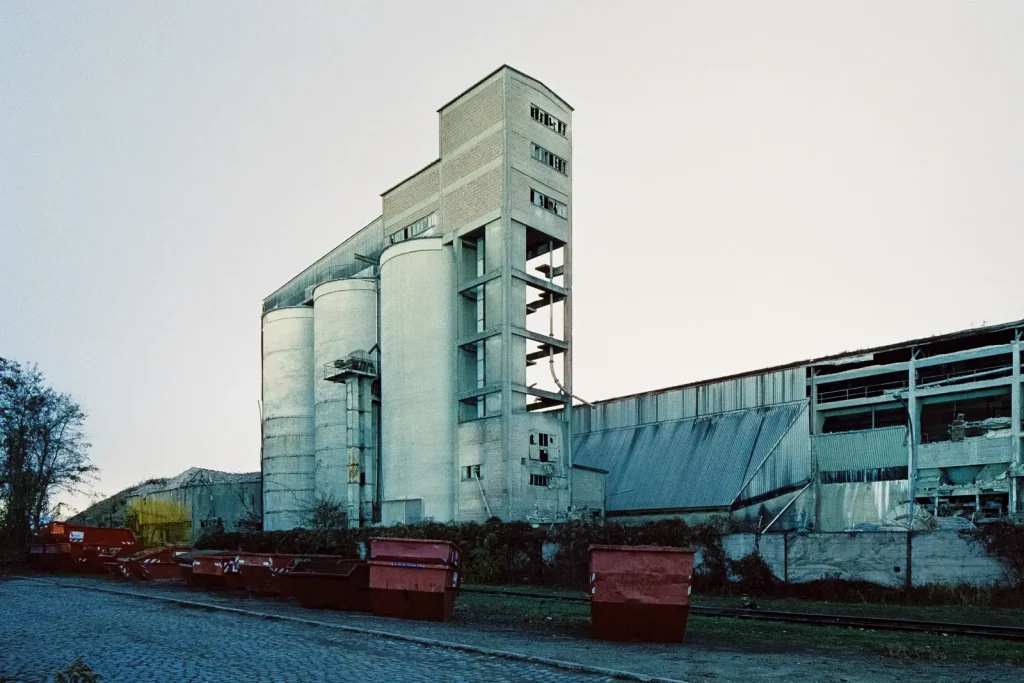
[261,307,316,530]
[380,237,456,523]
[312,278,378,526]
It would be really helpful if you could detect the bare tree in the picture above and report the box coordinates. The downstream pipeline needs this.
[0,358,96,547]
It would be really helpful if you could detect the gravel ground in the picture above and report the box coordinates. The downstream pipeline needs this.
[4,575,1023,683]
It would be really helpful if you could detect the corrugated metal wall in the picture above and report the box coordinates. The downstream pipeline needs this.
[738,403,812,503]
[813,427,908,472]
[573,366,806,434]
[263,218,385,313]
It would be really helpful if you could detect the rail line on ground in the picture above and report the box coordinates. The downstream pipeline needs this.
[459,586,1024,642]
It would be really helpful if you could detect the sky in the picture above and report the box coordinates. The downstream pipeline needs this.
[2,1,1022,512]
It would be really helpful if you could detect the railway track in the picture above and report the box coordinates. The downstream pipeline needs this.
[460,586,1024,642]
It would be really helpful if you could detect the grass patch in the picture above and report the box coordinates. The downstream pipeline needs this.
[456,588,1024,666]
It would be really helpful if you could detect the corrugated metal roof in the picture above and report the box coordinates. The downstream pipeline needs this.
[573,402,806,512]
[812,427,907,472]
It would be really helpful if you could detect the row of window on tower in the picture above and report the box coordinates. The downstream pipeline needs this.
[530,189,567,219]
[530,104,567,137]
[389,212,437,245]
[531,143,568,175]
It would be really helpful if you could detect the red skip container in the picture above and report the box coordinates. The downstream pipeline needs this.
[281,556,372,611]
[190,552,244,590]
[30,523,138,574]
[112,546,191,581]
[589,545,696,643]
[369,538,463,622]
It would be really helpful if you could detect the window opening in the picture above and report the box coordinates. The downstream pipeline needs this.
[530,104,567,136]
[529,474,549,487]
[531,143,568,174]
[530,189,567,219]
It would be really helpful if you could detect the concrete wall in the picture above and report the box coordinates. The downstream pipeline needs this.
[127,480,262,545]
[716,531,1007,587]
[817,480,909,532]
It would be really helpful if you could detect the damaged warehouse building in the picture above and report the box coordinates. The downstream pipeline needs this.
[260,65,1023,535]
[573,319,1024,532]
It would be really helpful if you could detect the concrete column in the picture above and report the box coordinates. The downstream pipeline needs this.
[1011,333,1021,514]
[907,353,920,529]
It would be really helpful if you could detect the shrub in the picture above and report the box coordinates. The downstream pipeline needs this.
[962,517,1024,584]
[194,516,733,588]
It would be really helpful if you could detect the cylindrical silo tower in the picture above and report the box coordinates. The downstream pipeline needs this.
[380,237,456,524]
[312,278,378,526]
[261,307,316,531]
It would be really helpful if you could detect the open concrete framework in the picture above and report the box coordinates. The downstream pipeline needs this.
[261,66,587,529]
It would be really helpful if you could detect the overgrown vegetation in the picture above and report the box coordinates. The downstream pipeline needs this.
[196,517,734,589]
[306,496,349,531]
[962,517,1024,584]
[53,657,102,683]
[0,358,96,550]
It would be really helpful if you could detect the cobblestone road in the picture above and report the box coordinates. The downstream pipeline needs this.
[0,579,612,683]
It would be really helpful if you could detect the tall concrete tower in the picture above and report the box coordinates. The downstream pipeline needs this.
[379,66,574,523]
[262,66,576,527]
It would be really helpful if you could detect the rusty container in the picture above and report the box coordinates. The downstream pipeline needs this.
[115,546,191,581]
[190,553,244,590]
[30,523,138,574]
[368,538,463,622]
[282,556,372,611]
[589,545,696,643]
[234,553,301,595]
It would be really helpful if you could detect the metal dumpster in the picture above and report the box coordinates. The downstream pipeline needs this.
[234,553,303,595]
[29,523,138,574]
[190,552,243,590]
[113,546,191,581]
[282,556,371,611]
[368,538,462,622]
[589,545,696,642]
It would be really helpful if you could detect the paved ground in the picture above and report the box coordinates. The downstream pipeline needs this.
[0,578,613,683]
[3,575,1023,683]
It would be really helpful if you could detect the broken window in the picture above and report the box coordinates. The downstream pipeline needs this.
[529,474,549,487]
[463,465,482,480]
[530,104,567,136]
[530,188,567,219]
[389,212,438,245]
[531,143,568,175]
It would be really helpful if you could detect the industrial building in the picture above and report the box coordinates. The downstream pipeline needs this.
[573,319,1024,532]
[124,468,262,545]
[261,66,582,529]
[261,65,1022,533]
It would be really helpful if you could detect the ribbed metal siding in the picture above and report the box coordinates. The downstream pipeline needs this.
[573,367,808,435]
[812,427,907,472]
[738,404,811,502]
[263,218,385,313]
[573,401,806,512]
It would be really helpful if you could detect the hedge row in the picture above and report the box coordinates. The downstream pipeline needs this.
[195,517,734,589]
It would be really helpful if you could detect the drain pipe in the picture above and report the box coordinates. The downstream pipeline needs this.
[545,244,592,518]
[762,481,812,533]
[474,471,493,519]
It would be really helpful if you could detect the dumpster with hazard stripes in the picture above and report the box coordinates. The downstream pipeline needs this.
[107,546,191,581]
[29,523,138,574]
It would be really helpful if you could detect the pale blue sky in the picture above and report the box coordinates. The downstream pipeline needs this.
[2,1,1022,511]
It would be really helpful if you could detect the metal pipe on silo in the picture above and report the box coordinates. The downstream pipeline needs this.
[312,278,378,527]
[261,307,316,531]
